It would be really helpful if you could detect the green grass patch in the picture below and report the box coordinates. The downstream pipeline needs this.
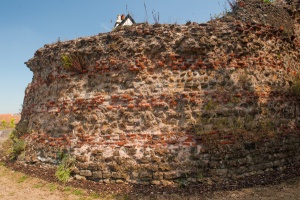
[33,183,44,188]
[48,183,58,192]
[73,189,84,196]
[18,175,27,183]
[64,186,72,192]
[55,153,75,184]
[90,192,101,199]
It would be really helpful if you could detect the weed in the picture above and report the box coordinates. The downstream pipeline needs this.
[61,54,72,70]
[144,2,148,23]
[33,183,44,188]
[90,192,101,199]
[63,186,72,192]
[204,99,217,111]
[48,183,58,192]
[197,171,204,181]
[226,0,237,11]
[18,175,27,183]
[178,179,187,189]
[263,0,273,3]
[152,9,160,24]
[122,194,130,200]
[73,189,84,196]
[3,130,26,160]
[61,53,85,73]
[55,154,75,184]
[11,139,26,159]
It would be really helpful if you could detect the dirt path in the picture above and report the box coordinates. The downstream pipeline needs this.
[0,166,80,200]
[207,178,300,200]
[1,129,300,200]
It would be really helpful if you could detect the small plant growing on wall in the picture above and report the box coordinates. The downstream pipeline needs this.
[61,53,86,73]
[55,152,75,184]
[61,54,72,70]
[263,0,273,3]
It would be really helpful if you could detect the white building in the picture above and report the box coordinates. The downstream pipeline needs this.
[114,14,136,28]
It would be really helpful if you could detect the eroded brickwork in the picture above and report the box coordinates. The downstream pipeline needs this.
[17,0,300,184]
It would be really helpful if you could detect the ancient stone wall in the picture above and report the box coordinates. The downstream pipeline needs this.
[17,0,300,184]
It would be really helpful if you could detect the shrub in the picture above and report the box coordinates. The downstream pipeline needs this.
[1,120,7,128]
[9,118,15,128]
[2,130,26,160]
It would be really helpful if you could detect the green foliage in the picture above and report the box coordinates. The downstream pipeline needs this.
[1,120,7,128]
[61,53,85,73]
[263,0,273,3]
[9,118,15,128]
[18,175,28,183]
[47,183,58,192]
[178,179,187,189]
[61,54,72,70]
[55,153,75,184]
[89,192,101,199]
[3,130,26,160]
[73,189,84,196]
[197,171,204,181]
[63,186,72,192]
[204,99,217,111]
[55,164,71,184]
[11,139,26,158]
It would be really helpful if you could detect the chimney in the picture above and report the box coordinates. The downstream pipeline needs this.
[116,14,122,23]
[121,14,125,20]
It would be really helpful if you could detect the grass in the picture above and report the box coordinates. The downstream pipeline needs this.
[61,54,72,70]
[90,192,101,199]
[55,154,75,184]
[48,183,58,192]
[73,189,84,196]
[0,165,131,199]
[63,186,72,192]
[18,175,28,183]
[33,183,44,188]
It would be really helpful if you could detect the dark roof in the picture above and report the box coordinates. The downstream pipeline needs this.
[118,14,136,26]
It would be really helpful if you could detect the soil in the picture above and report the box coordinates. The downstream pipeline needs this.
[1,129,300,200]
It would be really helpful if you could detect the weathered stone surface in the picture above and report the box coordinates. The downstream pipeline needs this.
[92,171,102,179]
[80,170,92,177]
[74,175,86,180]
[16,0,300,185]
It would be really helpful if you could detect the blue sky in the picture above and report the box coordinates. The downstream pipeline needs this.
[0,0,227,114]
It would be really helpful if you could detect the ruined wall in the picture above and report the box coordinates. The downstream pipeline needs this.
[17,1,300,184]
